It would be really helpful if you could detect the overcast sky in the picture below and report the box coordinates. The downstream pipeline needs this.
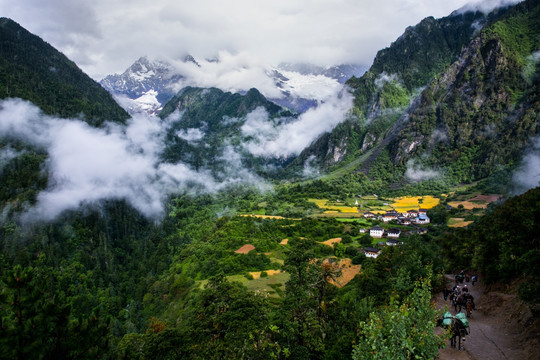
[0,0,523,80]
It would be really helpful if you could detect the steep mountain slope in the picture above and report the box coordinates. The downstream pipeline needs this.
[291,8,494,172]
[159,87,294,176]
[0,18,128,126]
[390,0,540,184]
[0,18,129,214]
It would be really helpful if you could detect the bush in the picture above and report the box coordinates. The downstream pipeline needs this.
[345,246,360,257]
[352,254,366,265]
[260,271,268,278]
[342,235,353,244]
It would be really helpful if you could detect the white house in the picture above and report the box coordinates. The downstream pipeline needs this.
[364,247,381,258]
[405,210,419,218]
[386,239,399,246]
[386,228,401,238]
[370,226,384,238]
[382,211,399,223]
[397,217,411,225]
[415,214,430,224]
[364,211,377,219]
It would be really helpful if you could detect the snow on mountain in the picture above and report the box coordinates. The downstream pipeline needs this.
[101,55,365,115]
[100,56,184,114]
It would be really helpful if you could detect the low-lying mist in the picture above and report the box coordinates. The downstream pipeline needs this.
[0,88,353,222]
[0,98,259,221]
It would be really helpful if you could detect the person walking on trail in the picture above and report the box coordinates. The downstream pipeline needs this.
[472,274,478,286]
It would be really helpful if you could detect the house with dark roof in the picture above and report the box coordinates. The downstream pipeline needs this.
[415,214,430,224]
[397,216,411,225]
[387,228,401,238]
[405,210,419,218]
[382,211,399,222]
[363,211,377,219]
[370,226,384,238]
[364,247,381,258]
[386,239,399,246]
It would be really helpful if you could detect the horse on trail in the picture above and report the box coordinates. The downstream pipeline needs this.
[438,314,469,351]
[450,317,469,350]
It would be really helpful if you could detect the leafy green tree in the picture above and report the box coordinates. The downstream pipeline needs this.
[351,275,445,360]
[182,274,270,359]
[334,243,346,258]
[277,238,340,359]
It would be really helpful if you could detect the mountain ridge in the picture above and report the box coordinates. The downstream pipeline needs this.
[0,17,129,126]
[291,0,538,192]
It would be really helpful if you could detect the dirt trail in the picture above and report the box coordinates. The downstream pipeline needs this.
[435,275,526,360]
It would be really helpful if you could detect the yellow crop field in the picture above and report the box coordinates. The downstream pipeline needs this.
[321,237,342,247]
[391,195,440,212]
[326,206,359,213]
[249,270,282,279]
[309,199,358,213]
[310,199,328,208]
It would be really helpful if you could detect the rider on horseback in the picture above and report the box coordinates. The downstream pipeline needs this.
[462,292,475,310]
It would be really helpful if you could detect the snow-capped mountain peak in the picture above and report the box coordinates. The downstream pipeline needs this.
[101,55,366,115]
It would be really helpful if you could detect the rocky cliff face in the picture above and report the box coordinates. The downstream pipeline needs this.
[390,0,540,183]
[294,8,491,172]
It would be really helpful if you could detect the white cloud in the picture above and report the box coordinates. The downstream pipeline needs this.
[405,159,440,182]
[302,155,321,178]
[512,137,540,195]
[0,146,22,170]
[456,0,523,14]
[0,0,489,80]
[169,51,285,99]
[374,72,401,89]
[176,128,205,142]
[431,129,448,143]
[241,87,354,158]
[0,98,267,221]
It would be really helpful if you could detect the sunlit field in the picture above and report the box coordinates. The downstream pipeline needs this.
[391,195,440,212]
[309,199,358,213]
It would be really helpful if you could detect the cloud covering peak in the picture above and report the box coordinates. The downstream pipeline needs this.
[0,0,492,79]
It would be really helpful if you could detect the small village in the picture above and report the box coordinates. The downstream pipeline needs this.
[361,208,431,258]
